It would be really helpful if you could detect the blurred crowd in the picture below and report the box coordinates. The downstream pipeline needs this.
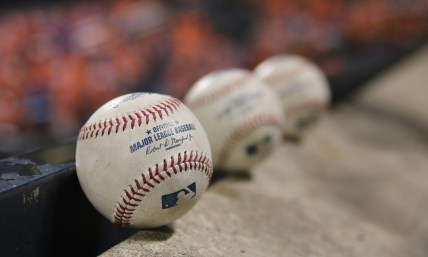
[0,0,427,155]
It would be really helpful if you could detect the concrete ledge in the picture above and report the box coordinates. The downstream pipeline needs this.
[101,45,428,257]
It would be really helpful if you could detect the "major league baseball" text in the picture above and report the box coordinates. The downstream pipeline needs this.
[129,121,196,154]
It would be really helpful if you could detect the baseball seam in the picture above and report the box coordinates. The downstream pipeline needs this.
[78,97,182,141]
[185,75,250,109]
[217,114,284,167]
[113,150,212,228]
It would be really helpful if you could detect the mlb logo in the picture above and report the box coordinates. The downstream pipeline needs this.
[161,182,196,209]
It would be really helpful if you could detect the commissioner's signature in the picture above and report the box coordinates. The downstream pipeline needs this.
[146,133,194,155]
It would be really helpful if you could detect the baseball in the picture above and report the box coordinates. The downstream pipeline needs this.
[184,69,284,172]
[254,55,331,139]
[76,93,213,228]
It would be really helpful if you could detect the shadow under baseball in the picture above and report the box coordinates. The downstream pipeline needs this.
[133,224,175,242]
[209,168,252,188]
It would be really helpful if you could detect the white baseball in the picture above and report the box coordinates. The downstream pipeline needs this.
[254,55,331,138]
[76,93,212,228]
[184,69,284,172]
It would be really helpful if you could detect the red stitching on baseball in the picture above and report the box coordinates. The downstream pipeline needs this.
[77,97,182,141]
[146,108,156,122]
[112,151,212,228]
[217,114,284,167]
[164,101,174,113]
[185,74,251,109]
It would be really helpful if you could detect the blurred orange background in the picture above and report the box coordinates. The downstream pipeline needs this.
[0,0,427,155]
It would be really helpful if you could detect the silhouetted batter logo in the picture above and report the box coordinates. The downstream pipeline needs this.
[246,135,272,156]
[161,182,196,209]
